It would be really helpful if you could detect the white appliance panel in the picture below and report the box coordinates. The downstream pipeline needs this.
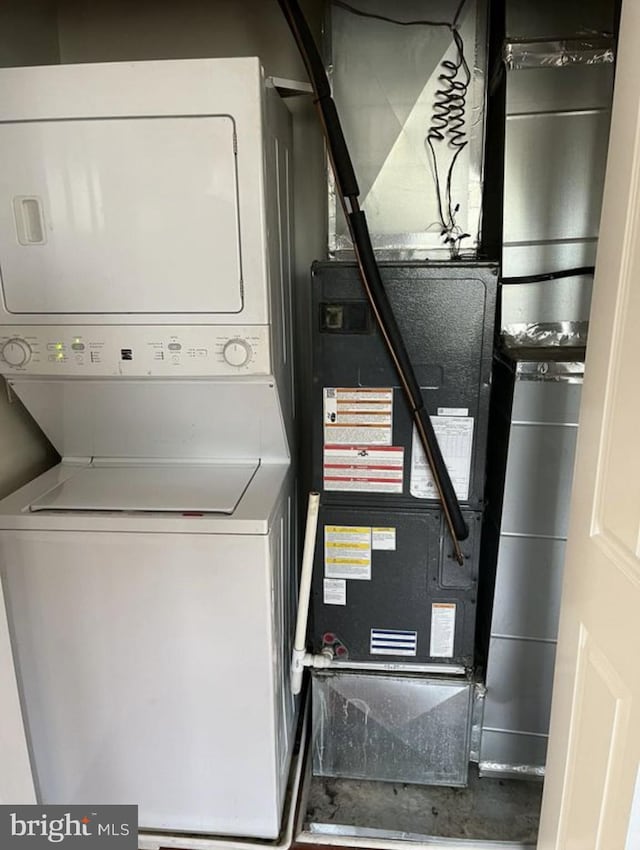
[29,463,258,513]
[1,527,288,837]
[0,326,271,377]
[9,379,289,463]
[0,117,242,315]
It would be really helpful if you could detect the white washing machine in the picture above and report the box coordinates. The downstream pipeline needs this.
[0,58,298,839]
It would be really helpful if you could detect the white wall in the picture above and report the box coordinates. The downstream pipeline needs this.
[57,0,320,78]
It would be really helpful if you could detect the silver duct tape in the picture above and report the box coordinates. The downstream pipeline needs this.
[329,232,469,260]
[515,361,584,383]
[469,681,487,764]
[503,321,589,348]
[504,37,615,70]
[479,761,546,780]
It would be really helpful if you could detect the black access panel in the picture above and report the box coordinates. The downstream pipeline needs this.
[311,505,483,668]
[311,262,498,512]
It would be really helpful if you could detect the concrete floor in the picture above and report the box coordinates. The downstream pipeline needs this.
[305,766,542,844]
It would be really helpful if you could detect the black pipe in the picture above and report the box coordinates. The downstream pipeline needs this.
[349,211,468,541]
[277,0,359,199]
[277,0,469,555]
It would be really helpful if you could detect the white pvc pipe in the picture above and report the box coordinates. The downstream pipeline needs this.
[291,491,321,695]
[305,650,333,669]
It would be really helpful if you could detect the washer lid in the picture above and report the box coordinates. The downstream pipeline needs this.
[29,462,259,514]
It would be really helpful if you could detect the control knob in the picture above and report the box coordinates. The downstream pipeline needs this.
[222,338,252,368]
[1,338,32,367]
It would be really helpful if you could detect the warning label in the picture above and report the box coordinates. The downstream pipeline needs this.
[430,602,456,658]
[410,416,474,501]
[372,527,396,550]
[323,578,347,606]
[323,446,404,494]
[324,387,393,446]
[324,525,372,580]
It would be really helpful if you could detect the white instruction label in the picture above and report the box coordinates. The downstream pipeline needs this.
[410,416,474,500]
[437,407,468,417]
[324,446,404,494]
[324,525,372,580]
[430,603,456,658]
[323,578,347,606]
[372,527,396,550]
[324,387,393,446]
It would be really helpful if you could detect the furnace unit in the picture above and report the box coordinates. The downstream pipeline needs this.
[308,261,497,784]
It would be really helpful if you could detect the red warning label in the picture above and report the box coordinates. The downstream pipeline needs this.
[323,445,404,494]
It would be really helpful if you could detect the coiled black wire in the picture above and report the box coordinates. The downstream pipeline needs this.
[426,25,471,257]
[429,33,468,150]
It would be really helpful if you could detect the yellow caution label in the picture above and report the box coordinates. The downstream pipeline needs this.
[326,557,371,566]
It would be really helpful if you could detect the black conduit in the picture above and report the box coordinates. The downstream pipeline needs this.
[277,0,469,561]
[502,266,595,285]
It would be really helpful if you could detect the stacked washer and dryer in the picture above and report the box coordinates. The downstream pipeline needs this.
[0,58,299,839]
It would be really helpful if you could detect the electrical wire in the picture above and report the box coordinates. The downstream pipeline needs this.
[452,0,467,27]
[502,266,595,285]
[332,0,455,29]
[426,11,471,257]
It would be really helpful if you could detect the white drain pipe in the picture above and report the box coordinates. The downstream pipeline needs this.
[291,491,333,695]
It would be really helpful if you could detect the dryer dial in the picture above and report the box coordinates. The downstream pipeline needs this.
[222,339,252,367]
[1,338,32,367]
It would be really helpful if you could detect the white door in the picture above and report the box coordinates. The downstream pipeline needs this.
[538,0,640,846]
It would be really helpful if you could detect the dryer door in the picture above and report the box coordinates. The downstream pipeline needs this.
[0,115,242,315]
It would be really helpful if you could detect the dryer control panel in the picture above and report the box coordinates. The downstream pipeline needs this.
[0,326,271,377]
